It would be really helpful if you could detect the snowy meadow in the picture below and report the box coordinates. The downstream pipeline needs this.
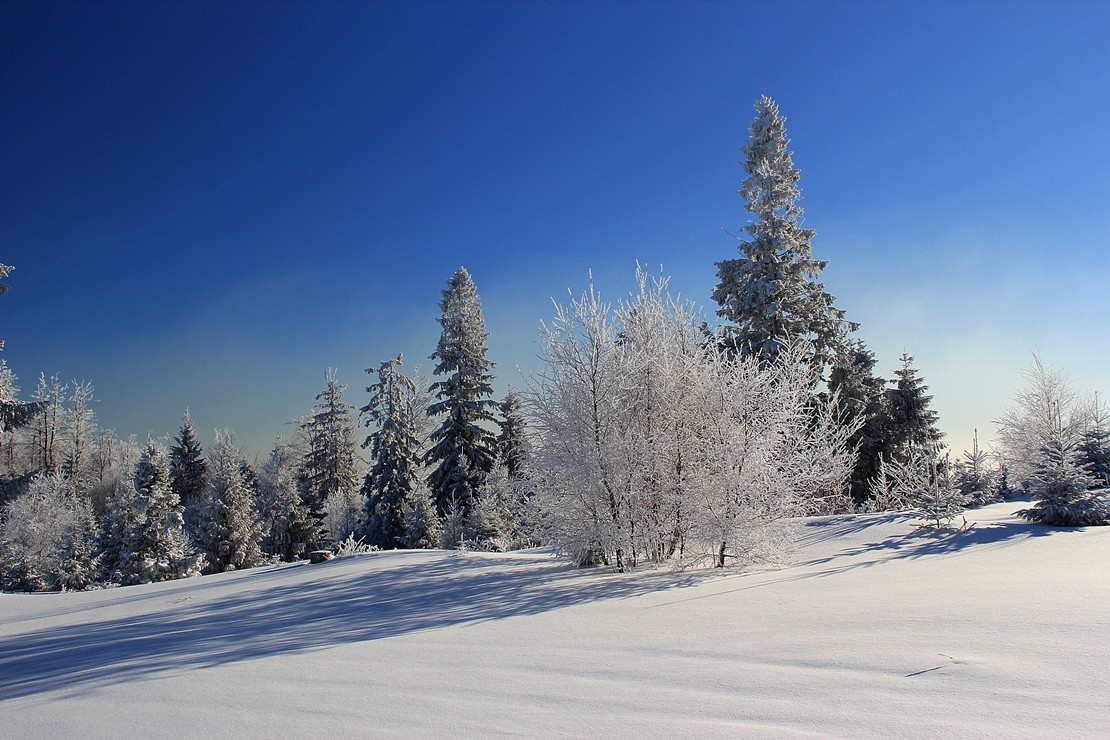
[3,498,1108,737]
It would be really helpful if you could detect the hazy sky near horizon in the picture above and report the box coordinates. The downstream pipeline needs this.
[2,0,1108,460]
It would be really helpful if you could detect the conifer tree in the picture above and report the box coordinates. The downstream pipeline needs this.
[360,355,422,549]
[1019,433,1109,526]
[0,267,47,435]
[131,440,202,582]
[1079,395,1110,488]
[956,429,996,506]
[199,431,263,572]
[827,340,887,503]
[424,267,498,522]
[883,353,944,464]
[298,369,360,546]
[169,410,209,535]
[496,389,531,480]
[712,96,855,372]
[256,440,315,561]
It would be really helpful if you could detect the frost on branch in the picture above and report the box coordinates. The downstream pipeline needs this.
[527,267,858,571]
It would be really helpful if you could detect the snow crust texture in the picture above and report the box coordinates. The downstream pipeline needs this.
[2,500,1108,738]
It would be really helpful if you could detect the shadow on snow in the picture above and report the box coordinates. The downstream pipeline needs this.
[0,551,707,700]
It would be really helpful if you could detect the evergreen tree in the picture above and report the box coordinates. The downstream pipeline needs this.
[298,369,360,547]
[100,476,143,584]
[424,267,498,521]
[496,389,531,480]
[360,355,422,549]
[199,431,263,572]
[1019,433,1109,526]
[402,485,441,549]
[827,340,887,503]
[956,429,996,507]
[884,353,944,464]
[712,95,855,373]
[1079,395,1110,488]
[131,440,202,582]
[256,440,315,561]
[169,410,209,536]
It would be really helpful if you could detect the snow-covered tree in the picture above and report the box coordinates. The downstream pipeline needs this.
[256,440,315,561]
[955,429,996,507]
[360,355,422,549]
[130,440,202,582]
[169,410,209,534]
[298,369,360,546]
[1018,433,1108,527]
[884,353,944,465]
[60,381,97,489]
[496,389,531,481]
[29,373,67,473]
[995,354,1086,489]
[712,95,855,373]
[198,431,263,572]
[0,361,44,473]
[402,485,441,549]
[424,267,499,523]
[827,340,887,504]
[528,269,857,570]
[1078,394,1110,488]
[0,472,99,591]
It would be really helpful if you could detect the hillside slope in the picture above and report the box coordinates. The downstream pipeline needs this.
[3,500,1108,738]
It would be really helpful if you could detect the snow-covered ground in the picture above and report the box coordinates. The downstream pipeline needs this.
[3,499,1108,738]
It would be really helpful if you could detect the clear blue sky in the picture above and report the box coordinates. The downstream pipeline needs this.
[3,0,1108,460]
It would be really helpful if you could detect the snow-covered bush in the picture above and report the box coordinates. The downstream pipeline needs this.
[527,268,857,570]
[0,473,99,591]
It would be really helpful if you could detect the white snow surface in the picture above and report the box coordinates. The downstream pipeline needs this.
[3,499,1108,738]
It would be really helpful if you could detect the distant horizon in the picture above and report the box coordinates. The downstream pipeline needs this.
[4,0,1108,460]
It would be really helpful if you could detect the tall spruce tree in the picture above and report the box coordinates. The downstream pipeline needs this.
[884,353,944,464]
[256,440,315,561]
[199,431,263,572]
[496,389,530,480]
[827,340,887,503]
[298,369,360,545]
[360,355,422,549]
[169,410,208,535]
[424,267,498,521]
[131,440,201,583]
[712,96,855,373]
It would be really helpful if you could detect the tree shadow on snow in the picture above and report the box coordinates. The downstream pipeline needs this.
[0,551,707,700]
[793,508,1075,578]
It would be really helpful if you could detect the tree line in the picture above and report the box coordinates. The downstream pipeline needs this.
[3,96,1107,591]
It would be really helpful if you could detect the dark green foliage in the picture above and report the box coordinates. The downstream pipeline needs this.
[1019,435,1109,526]
[827,341,886,504]
[424,267,498,521]
[883,353,944,464]
[169,410,208,533]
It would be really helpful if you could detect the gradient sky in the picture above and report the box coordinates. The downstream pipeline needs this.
[2,0,1108,461]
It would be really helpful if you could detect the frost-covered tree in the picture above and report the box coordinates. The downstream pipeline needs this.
[169,410,209,533]
[995,354,1086,489]
[60,381,97,489]
[496,389,531,481]
[827,340,887,503]
[1018,434,1108,526]
[130,440,202,583]
[360,355,422,549]
[402,485,441,549]
[712,95,854,373]
[955,429,996,507]
[198,431,263,572]
[884,353,944,464]
[256,440,315,561]
[299,369,360,546]
[29,373,67,473]
[424,267,499,522]
[0,361,45,473]
[1078,395,1110,488]
[0,473,99,591]
[528,269,857,570]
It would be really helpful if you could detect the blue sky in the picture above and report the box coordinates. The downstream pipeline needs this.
[2,0,1108,459]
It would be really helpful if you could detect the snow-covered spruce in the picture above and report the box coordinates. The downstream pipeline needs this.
[298,369,360,547]
[712,95,854,373]
[424,267,499,527]
[197,431,263,572]
[359,355,423,549]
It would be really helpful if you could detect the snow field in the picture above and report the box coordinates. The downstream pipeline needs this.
[3,499,1108,738]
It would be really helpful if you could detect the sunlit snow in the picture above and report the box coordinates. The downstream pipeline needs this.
[3,499,1107,737]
